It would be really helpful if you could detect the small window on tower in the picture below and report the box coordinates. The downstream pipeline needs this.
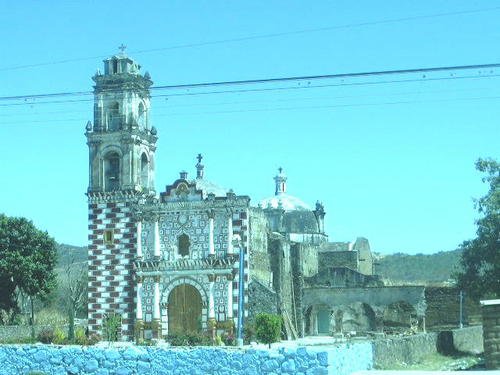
[178,234,190,257]
[104,230,114,244]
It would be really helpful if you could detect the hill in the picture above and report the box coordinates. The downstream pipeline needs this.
[55,243,463,285]
[375,249,463,285]
[56,243,87,267]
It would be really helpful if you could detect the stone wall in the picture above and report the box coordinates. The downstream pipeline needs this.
[247,279,278,321]
[291,242,319,337]
[481,299,500,369]
[318,250,357,272]
[268,234,296,338]
[425,287,481,328]
[0,343,373,375]
[248,209,271,285]
[305,267,381,288]
[372,332,438,368]
[436,326,484,355]
[303,286,426,314]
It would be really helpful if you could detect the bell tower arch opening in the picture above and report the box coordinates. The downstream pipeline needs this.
[107,102,121,131]
[104,152,120,191]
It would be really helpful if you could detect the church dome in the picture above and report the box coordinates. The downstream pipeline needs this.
[259,168,311,212]
[260,193,311,212]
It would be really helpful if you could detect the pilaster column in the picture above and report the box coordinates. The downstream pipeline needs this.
[226,209,233,255]
[154,218,161,258]
[153,276,161,338]
[208,274,216,320]
[136,278,143,321]
[207,210,215,256]
[135,276,144,343]
[136,220,143,258]
[208,274,216,340]
[226,274,234,320]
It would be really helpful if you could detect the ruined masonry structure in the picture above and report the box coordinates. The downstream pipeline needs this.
[86,52,430,341]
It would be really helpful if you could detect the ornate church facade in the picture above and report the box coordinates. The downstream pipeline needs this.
[86,52,426,342]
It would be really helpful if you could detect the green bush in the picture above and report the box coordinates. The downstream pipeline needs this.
[167,331,212,346]
[255,313,282,348]
[102,313,121,341]
[74,327,87,345]
[87,333,101,345]
[35,309,67,326]
[221,332,235,346]
[37,327,55,344]
[52,327,66,345]
[243,322,255,344]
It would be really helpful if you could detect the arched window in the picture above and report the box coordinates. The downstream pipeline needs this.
[178,234,190,257]
[108,102,120,131]
[140,153,149,187]
[104,152,120,191]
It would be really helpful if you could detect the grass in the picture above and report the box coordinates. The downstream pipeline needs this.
[377,352,483,371]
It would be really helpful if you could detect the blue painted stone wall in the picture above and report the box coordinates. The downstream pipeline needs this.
[0,343,373,375]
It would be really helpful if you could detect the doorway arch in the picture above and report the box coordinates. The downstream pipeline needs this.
[168,284,203,334]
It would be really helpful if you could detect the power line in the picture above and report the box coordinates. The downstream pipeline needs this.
[3,85,496,118]
[3,93,500,125]
[1,6,499,72]
[3,84,495,118]
[1,62,499,104]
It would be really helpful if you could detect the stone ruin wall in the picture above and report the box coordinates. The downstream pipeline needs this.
[424,286,482,329]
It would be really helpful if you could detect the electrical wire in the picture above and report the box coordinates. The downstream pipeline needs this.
[0,63,499,105]
[3,94,500,125]
[1,5,499,72]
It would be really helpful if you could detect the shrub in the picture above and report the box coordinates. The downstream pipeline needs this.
[102,313,121,341]
[243,322,255,344]
[74,327,87,345]
[87,333,101,345]
[35,309,67,326]
[221,332,235,346]
[52,327,66,345]
[167,331,212,346]
[255,313,282,348]
[37,327,55,344]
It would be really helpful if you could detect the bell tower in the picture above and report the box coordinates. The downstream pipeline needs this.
[86,48,157,194]
[85,49,157,340]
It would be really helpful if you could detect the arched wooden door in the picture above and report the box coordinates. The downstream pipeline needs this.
[168,284,202,334]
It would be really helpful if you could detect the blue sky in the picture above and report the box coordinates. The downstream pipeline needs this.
[0,1,498,253]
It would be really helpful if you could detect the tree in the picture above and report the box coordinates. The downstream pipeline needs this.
[0,214,58,338]
[60,255,87,341]
[456,158,499,301]
[254,313,282,348]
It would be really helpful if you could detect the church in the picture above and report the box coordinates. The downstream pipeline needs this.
[86,51,423,342]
